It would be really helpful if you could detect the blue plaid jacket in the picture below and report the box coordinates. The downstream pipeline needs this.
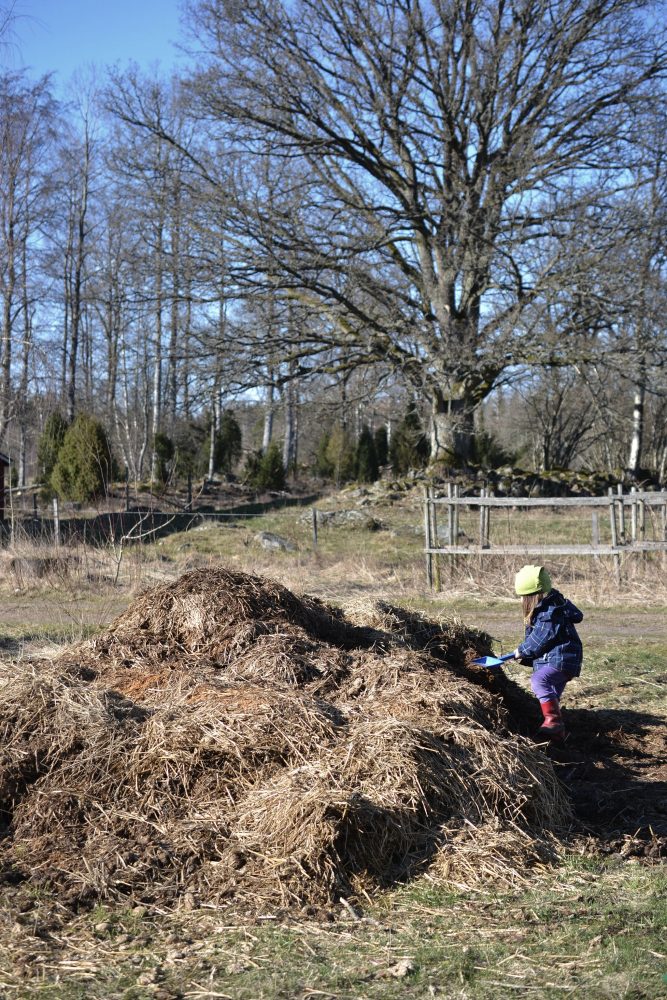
[517,590,583,676]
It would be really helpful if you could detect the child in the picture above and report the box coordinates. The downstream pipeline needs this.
[513,565,583,742]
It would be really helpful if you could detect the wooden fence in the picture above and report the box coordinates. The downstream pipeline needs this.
[423,485,667,589]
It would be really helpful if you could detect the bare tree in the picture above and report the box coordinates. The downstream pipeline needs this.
[58,91,95,422]
[182,0,666,464]
[0,71,56,445]
[519,369,597,471]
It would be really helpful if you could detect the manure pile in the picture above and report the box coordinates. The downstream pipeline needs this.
[0,569,569,912]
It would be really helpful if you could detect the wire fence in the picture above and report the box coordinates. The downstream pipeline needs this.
[0,490,320,547]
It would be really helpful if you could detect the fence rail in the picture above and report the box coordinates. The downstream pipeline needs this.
[423,485,667,589]
[429,492,667,507]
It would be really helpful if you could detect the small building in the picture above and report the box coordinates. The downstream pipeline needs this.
[0,452,10,521]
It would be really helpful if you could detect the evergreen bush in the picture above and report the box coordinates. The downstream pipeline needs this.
[37,412,69,489]
[356,425,379,482]
[374,424,389,466]
[314,431,335,478]
[324,425,357,484]
[153,432,175,485]
[51,415,117,502]
[389,402,430,473]
[244,442,286,491]
[215,410,243,475]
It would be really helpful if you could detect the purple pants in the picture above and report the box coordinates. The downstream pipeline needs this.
[530,664,574,703]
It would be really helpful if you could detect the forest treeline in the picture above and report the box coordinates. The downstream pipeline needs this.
[2,0,667,498]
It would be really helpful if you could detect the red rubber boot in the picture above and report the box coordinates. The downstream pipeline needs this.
[537,698,565,742]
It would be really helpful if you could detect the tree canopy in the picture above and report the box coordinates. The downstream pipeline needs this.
[183,0,667,462]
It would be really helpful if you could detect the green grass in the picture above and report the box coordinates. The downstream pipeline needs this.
[0,621,100,651]
[155,504,421,563]
[7,865,666,999]
[453,506,621,547]
[571,639,667,712]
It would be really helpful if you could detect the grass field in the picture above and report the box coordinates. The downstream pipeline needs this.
[4,860,665,998]
[0,486,665,999]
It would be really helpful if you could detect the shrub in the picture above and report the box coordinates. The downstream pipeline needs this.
[172,420,207,478]
[389,402,430,473]
[471,430,516,469]
[215,410,243,475]
[244,442,286,491]
[50,415,117,502]
[374,424,389,466]
[314,431,335,478]
[356,425,379,482]
[37,412,69,488]
[153,432,175,485]
[325,425,357,484]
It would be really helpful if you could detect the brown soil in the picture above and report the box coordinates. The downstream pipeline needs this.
[554,711,667,859]
[494,677,667,859]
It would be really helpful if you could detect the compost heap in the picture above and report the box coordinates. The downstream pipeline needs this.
[0,569,569,912]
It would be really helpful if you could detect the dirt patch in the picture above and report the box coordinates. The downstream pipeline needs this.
[552,708,667,858]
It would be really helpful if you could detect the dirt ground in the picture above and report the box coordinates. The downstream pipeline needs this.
[475,607,667,641]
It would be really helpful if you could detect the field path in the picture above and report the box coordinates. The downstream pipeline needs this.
[464,607,667,643]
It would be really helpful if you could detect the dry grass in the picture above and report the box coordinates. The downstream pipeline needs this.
[0,568,570,915]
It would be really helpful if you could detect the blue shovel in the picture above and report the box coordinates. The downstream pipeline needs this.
[471,651,516,669]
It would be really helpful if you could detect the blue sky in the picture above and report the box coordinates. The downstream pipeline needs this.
[9,0,184,84]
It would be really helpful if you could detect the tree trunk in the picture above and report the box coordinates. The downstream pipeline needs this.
[208,394,220,481]
[627,383,645,478]
[150,220,165,482]
[66,130,90,424]
[182,262,193,419]
[262,379,274,450]
[18,228,32,488]
[429,394,475,466]
[282,379,298,473]
[167,183,181,428]
[0,205,15,444]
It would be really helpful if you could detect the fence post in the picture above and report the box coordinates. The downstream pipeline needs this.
[608,488,621,586]
[429,486,442,591]
[446,482,455,585]
[453,483,460,545]
[52,496,60,547]
[424,486,433,589]
[446,481,454,543]
[617,483,626,544]
[312,507,318,549]
[630,486,637,543]
[478,488,486,551]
